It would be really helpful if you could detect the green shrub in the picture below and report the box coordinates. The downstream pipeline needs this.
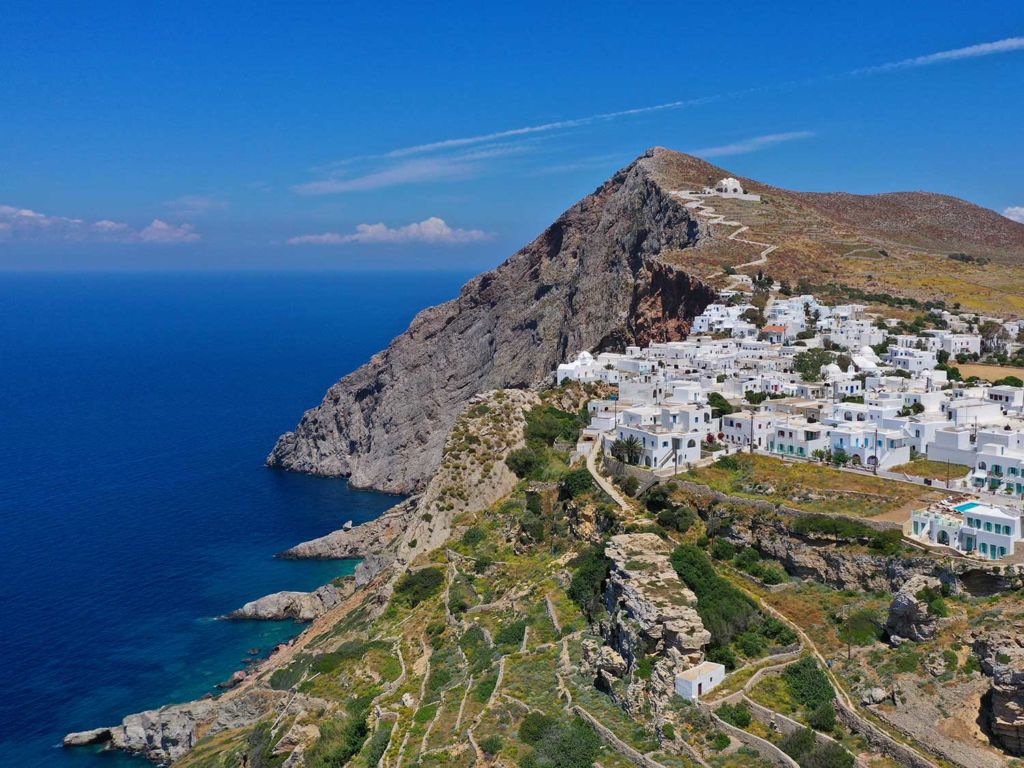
[671,544,758,646]
[304,702,371,768]
[714,454,741,471]
[717,701,752,727]
[567,543,611,619]
[561,468,594,498]
[362,722,392,766]
[838,609,882,646]
[479,735,503,755]
[473,674,497,703]
[507,446,545,479]
[393,567,445,608]
[635,656,654,679]
[779,727,815,760]
[519,716,600,768]
[655,506,696,533]
[620,475,640,496]
[783,657,834,711]
[711,539,736,560]
[519,712,556,744]
[808,700,836,732]
[708,645,738,670]
[461,526,486,547]
[661,723,675,741]
[525,405,584,445]
[495,618,528,648]
[709,732,730,751]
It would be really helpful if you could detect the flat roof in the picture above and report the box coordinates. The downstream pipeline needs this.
[676,661,726,681]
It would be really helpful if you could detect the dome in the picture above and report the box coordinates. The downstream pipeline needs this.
[715,177,744,194]
[824,363,843,376]
[577,351,594,363]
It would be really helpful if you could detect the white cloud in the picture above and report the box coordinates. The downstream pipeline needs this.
[689,131,816,158]
[0,204,199,244]
[164,195,227,216]
[296,145,529,195]
[1004,206,1024,224]
[287,217,489,246]
[139,219,200,243]
[854,36,1024,75]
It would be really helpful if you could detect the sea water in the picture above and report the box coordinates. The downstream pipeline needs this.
[0,271,468,766]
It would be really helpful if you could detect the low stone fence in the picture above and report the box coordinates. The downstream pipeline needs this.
[833,698,938,768]
[602,456,662,495]
[702,706,799,768]
[571,706,669,768]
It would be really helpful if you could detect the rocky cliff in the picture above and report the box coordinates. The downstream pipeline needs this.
[268,148,716,493]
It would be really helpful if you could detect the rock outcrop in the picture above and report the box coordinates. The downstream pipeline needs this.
[597,533,710,711]
[226,579,355,621]
[268,148,716,493]
[279,499,418,559]
[973,630,1024,755]
[885,574,943,643]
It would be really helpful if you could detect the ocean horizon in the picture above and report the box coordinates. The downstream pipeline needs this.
[0,270,469,766]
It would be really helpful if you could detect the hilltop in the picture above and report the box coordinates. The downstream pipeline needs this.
[269,147,1024,494]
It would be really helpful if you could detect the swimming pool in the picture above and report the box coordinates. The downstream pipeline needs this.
[954,501,981,513]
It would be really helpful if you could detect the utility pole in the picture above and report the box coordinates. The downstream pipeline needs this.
[873,426,879,475]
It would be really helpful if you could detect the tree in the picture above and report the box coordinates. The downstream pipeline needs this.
[610,436,642,464]
[706,392,735,416]
[561,468,594,499]
[745,390,768,405]
[979,320,1009,354]
[793,348,836,382]
[831,449,850,466]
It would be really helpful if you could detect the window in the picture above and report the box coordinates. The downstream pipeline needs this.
[981,542,988,554]
[985,522,993,532]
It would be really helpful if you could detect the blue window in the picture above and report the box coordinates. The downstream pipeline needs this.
[981,542,988,554]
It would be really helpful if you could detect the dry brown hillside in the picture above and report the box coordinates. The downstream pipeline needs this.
[644,147,1024,315]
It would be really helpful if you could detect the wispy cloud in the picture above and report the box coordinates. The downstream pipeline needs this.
[1004,206,1024,224]
[853,36,1024,75]
[286,217,489,245]
[295,35,1023,195]
[295,145,528,195]
[164,195,227,217]
[689,131,815,158]
[0,204,199,244]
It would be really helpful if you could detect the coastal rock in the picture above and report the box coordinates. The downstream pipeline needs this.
[280,499,419,559]
[268,148,716,493]
[226,581,354,622]
[216,670,247,689]
[62,728,113,747]
[885,574,943,643]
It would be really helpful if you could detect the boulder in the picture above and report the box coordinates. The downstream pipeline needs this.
[861,687,889,705]
[62,728,113,747]
[226,580,353,622]
[885,574,943,643]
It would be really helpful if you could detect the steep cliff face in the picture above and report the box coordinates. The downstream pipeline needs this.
[267,148,716,492]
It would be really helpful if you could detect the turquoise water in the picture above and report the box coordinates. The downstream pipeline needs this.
[954,501,981,513]
[0,271,468,766]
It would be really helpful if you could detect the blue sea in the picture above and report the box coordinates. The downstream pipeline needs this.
[0,271,468,767]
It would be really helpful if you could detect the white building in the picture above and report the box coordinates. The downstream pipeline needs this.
[911,501,1021,560]
[828,423,910,469]
[675,661,726,701]
[721,410,774,449]
[768,417,829,459]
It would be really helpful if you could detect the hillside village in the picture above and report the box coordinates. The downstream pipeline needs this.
[558,287,1024,563]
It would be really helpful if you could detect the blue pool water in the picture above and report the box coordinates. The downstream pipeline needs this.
[0,271,468,766]
[954,501,981,513]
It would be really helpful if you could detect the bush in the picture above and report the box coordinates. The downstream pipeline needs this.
[711,539,736,560]
[808,700,836,732]
[717,701,751,728]
[779,727,815,760]
[636,655,654,679]
[525,405,584,446]
[507,446,545,479]
[709,733,730,751]
[644,484,676,512]
[393,567,445,608]
[838,609,882,646]
[519,716,601,768]
[916,586,950,617]
[461,526,486,547]
[620,475,640,496]
[783,657,834,711]
[671,544,758,646]
[519,712,556,744]
[561,468,594,499]
[495,618,528,647]
[655,506,696,533]
[567,543,611,619]
[479,735,503,755]
[708,645,738,670]
[304,700,371,768]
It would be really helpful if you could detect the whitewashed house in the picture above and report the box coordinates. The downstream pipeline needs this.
[675,661,726,701]
[911,501,1021,560]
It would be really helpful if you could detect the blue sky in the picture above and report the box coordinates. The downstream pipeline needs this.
[1,1,1022,270]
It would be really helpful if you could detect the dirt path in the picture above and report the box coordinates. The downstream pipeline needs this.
[586,447,631,513]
